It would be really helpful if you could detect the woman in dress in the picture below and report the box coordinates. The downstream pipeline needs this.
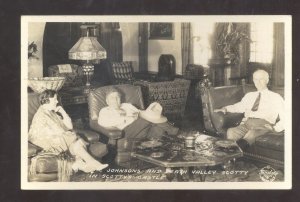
[29,90,108,173]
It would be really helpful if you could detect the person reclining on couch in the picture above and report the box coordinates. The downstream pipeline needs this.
[214,69,284,150]
[98,88,179,140]
[29,90,108,173]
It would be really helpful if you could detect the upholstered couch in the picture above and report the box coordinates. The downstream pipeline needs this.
[27,92,108,182]
[88,84,145,167]
[200,84,284,169]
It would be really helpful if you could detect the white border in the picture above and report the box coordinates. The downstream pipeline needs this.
[21,15,292,190]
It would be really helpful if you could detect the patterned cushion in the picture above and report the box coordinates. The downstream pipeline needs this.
[48,64,84,88]
[111,61,134,84]
[33,154,59,173]
[134,79,191,119]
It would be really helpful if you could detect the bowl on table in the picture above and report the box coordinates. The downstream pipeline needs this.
[28,77,66,93]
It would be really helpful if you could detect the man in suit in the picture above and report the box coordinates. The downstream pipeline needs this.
[214,69,284,150]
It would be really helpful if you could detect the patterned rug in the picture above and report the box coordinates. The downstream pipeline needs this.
[70,160,284,182]
[70,113,284,182]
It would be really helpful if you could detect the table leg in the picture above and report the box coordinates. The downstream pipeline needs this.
[199,166,209,182]
[165,168,187,182]
[188,167,195,181]
[165,167,175,181]
[222,159,236,180]
[222,159,235,171]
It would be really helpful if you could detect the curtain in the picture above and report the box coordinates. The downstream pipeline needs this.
[272,23,284,87]
[234,23,250,79]
[99,23,123,62]
[138,23,148,72]
[93,23,123,85]
[181,23,193,74]
[43,23,82,76]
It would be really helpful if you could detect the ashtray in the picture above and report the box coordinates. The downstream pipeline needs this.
[196,142,213,151]
[215,140,236,148]
[183,155,197,161]
[140,140,163,148]
[150,152,164,158]
[171,144,182,151]
[213,151,227,157]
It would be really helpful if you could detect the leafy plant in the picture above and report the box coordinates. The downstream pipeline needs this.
[28,41,39,59]
[215,23,251,64]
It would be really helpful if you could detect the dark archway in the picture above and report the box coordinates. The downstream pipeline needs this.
[43,22,82,76]
[43,22,123,85]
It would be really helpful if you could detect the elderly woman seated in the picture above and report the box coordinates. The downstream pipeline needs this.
[29,90,108,173]
[98,88,179,140]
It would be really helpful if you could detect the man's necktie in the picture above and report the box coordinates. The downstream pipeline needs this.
[251,92,261,111]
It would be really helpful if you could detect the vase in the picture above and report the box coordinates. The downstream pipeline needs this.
[157,54,176,81]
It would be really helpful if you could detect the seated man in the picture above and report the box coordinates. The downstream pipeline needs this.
[214,69,284,150]
[98,89,179,140]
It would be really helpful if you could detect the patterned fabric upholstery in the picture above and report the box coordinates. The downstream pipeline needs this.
[111,61,134,84]
[48,64,84,88]
[134,79,191,120]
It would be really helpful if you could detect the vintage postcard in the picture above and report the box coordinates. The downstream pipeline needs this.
[21,15,292,190]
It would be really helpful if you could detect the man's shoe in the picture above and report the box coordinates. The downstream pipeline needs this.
[236,139,250,151]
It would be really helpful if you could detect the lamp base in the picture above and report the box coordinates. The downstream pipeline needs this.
[83,86,91,94]
[82,63,94,87]
[82,84,97,94]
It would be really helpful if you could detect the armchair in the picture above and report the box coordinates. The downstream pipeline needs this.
[27,92,108,182]
[200,84,284,168]
[111,61,135,84]
[88,84,144,167]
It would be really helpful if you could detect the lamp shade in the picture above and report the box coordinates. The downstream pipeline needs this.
[68,36,107,60]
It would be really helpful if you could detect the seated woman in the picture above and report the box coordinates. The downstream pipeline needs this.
[98,88,179,140]
[29,90,108,173]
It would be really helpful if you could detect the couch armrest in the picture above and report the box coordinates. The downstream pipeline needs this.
[75,128,100,143]
[28,142,42,157]
[211,112,244,133]
[89,120,123,140]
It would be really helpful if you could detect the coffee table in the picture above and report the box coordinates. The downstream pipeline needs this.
[131,134,243,181]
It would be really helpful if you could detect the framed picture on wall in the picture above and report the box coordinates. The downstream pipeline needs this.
[149,23,174,40]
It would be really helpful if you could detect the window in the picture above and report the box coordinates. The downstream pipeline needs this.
[192,22,214,67]
[250,22,274,63]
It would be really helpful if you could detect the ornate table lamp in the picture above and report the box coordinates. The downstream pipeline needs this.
[68,25,106,93]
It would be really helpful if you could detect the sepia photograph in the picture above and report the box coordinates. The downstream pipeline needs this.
[21,15,292,190]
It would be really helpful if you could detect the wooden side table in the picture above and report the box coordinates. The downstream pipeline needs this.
[59,82,103,106]
[59,84,103,128]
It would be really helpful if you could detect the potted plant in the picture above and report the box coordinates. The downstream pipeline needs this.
[28,41,39,60]
[214,23,251,65]
[208,23,251,86]
[28,41,40,78]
